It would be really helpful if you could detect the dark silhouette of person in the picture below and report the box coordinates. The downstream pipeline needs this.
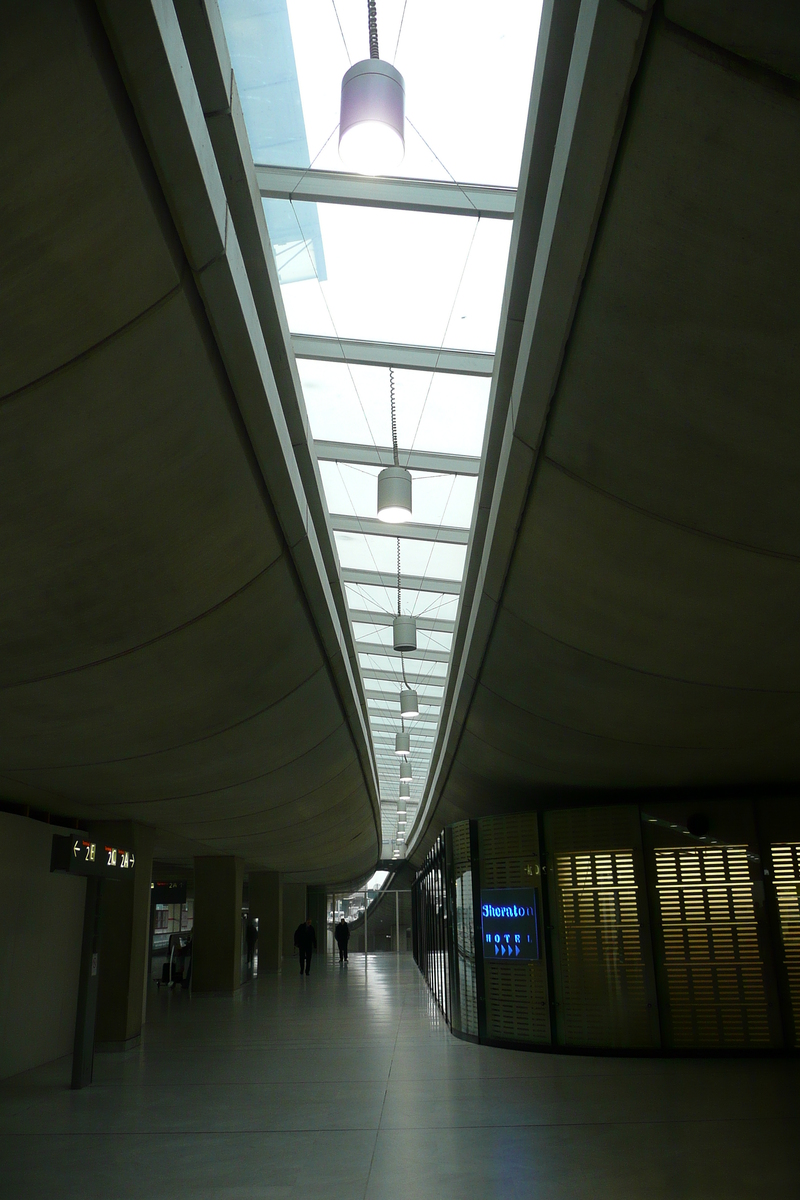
[335,918,350,963]
[294,917,317,975]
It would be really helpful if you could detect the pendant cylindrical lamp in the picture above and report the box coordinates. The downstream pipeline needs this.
[399,782,411,800]
[377,466,412,523]
[339,59,405,175]
[400,688,418,718]
[393,614,416,652]
[397,798,406,814]
[399,759,412,781]
[395,730,410,757]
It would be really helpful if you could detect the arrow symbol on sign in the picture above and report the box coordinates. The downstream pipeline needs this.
[73,840,80,858]
[515,946,520,956]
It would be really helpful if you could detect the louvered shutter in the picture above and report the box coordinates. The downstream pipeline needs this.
[546,806,660,1049]
[478,813,550,1045]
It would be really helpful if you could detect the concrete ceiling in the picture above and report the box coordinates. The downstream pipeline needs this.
[412,0,800,854]
[0,0,380,880]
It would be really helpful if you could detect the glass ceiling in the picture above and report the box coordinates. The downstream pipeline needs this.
[219,0,542,859]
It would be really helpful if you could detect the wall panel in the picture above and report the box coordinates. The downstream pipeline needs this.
[642,801,782,1048]
[478,813,550,1045]
[545,806,660,1049]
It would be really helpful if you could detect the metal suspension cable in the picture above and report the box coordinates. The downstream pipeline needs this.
[389,366,399,466]
[397,537,411,689]
[367,0,380,58]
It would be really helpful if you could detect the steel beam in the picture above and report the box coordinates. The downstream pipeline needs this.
[332,514,469,545]
[349,609,455,634]
[315,440,480,476]
[342,568,461,595]
[255,163,516,219]
[291,334,494,377]
[357,641,450,663]
[367,693,441,707]
[362,668,445,685]
[370,713,440,727]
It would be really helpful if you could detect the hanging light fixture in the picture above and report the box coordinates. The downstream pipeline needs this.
[397,797,406,814]
[400,688,418,718]
[399,782,411,800]
[393,614,416,652]
[399,760,412,781]
[339,0,405,175]
[395,730,410,757]
[377,467,411,522]
[377,371,411,522]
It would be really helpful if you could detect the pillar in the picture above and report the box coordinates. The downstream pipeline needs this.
[307,887,328,959]
[281,881,306,959]
[248,871,281,972]
[91,821,154,1051]
[193,856,244,993]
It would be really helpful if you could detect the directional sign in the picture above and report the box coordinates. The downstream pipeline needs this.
[480,887,539,962]
[51,834,135,879]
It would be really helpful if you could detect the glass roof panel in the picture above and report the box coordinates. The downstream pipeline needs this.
[301,362,491,457]
[283,0,541,188]
[335,532,466,580]
[268,202,511,351]
[219,0,543,844]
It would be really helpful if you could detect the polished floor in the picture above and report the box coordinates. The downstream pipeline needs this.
[1,953,798,1198]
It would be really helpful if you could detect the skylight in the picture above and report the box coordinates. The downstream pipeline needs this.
[219,0,543,855]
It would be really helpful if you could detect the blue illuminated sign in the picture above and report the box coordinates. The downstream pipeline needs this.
[480,888,539,961]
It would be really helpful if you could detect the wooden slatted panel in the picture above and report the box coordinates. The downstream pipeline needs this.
[771,842,800,1043]
[480,814,539,881]
[479,814,549,1044]
[655,846,770,1047]
[451,821,478,1037]
[484,959,549,1042]
[452,821,471,871]
[554,850,653,1047]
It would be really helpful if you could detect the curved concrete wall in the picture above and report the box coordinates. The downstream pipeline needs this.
[414,1,800,857]
[0,1,379,880]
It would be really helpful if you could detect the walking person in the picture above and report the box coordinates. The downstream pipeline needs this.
[294,917,317,976]
[334,917,350,963]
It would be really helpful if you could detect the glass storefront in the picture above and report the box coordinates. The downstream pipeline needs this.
[412,799,800,1053]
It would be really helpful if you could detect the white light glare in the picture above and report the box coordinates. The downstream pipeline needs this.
[339,122,404,176]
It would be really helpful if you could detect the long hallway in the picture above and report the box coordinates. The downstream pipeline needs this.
[1,954,798,1198]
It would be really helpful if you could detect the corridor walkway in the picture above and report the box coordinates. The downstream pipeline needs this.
[0,954,798,1198]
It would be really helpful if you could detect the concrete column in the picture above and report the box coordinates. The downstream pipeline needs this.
[248,871,281,972]
[92,821,155,1052]
[193,856,244,993]
[307,887,328,960]
[281,881,306,960]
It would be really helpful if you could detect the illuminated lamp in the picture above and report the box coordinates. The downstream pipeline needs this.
[393,614,416,652]
[395,731,410,757]
[400,688,418,718]
[339,0,405,178]
[399,760,412,781]
[397,796,407,814]
[377,466,412,523]
[399,782,411,800]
